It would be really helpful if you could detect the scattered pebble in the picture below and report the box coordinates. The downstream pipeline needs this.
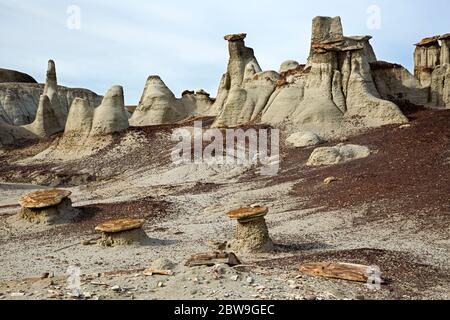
[11,292,25,297]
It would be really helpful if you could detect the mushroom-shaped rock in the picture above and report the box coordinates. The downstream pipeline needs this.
[90,85,129,135]
[95,219,148,246]
[226,206,273,253]
[18,189,77,225]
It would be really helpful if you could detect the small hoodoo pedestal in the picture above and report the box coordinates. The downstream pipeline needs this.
[18,189,77,225]
[95,219,148,246]
[226,206,273,253]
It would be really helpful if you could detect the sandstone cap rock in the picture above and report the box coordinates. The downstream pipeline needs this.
[226,206,268,221]
[440,33,450,40]
[19,189,72,209]
[415,36,440,47]
[224,33,247,41]
[95,219,145,233]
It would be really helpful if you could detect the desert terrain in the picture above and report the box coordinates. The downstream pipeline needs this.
[0,16,449,300]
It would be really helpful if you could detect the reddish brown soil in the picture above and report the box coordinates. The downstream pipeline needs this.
[241,109,450,223]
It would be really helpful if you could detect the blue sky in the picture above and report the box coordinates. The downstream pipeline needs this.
[1,0,449,104]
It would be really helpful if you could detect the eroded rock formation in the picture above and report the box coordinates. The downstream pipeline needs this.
[212,34,279,128]
[414,36,441,87]
[0,68,37,84]
[413,34,450,108]
[91,85,129,135]
[130,76,214,126]
[0,61,101,127]
[262,16,407,136]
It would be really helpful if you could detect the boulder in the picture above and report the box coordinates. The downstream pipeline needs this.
[307,144,371,166]
[286,131,323,148]
[279,60,300,73]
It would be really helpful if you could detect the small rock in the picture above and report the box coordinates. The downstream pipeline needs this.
[68,291,81,298]
[40,272,50,279]
[324,176,338,185]
[111,285,121,292]
[230,275,239,281]
[399,124,411,129]
[83,292,93,299]
[356,295,365,300]
[246,276,254,284]
[81,240,92,246]
[10,292,25,297]
[305,294,317,301]
[157,282,164,288]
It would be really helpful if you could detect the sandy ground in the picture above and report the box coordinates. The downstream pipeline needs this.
[0,110,449,300]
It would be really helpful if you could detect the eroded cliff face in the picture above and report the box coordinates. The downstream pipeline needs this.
[0,62,101,127]
[413,34,450,109]
[261,16,407,136]
[129,76,215,126]
[1,16,448,148]
[210,33,278,128]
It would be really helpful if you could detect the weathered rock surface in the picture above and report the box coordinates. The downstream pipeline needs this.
[91,85,129,135]
[212,34,277,127]
[286,131,323,148]
[0,61,101,126]
[95,219,148,246]
[370,61,428,106]
[414,36,441,87]
[130,76,215,126]
[279,60,300,73]
[412,34,450,108]
[19,189,72,209]
[262,16,407,135]
[307,144,371,166]
[130,76,186,126]
[0,68,37,84]
[226,206,273,253]
[430,64,450,108]
[18,189,77,225]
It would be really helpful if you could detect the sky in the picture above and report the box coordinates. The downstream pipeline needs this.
[0,0,449,105]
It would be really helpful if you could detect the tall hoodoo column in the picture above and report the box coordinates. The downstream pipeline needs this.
[414,37,441,87]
